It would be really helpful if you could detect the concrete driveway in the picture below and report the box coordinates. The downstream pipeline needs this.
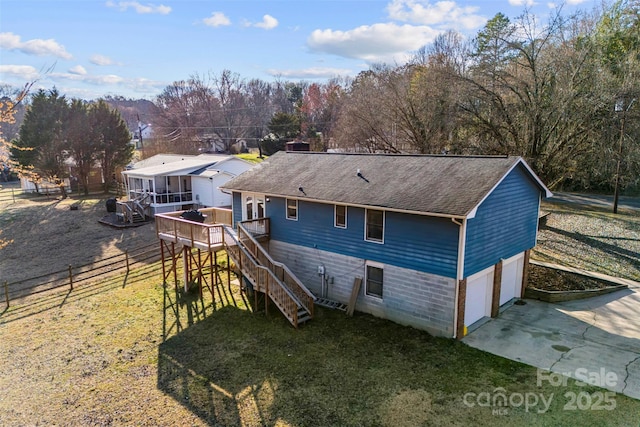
[463,278,640,400]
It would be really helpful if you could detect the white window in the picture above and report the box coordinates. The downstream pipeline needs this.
[286,198,298,220]
[365,209,384,243]
[365,261,384,299]
[335,205,347,228]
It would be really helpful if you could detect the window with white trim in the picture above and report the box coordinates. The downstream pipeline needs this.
[365,262,384,299]
[365,209,384,242]
[286,198,298,220]
[335,205,347,228]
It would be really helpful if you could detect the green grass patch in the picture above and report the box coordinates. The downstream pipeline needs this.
[235,152,267,163]
[2,262,638,426]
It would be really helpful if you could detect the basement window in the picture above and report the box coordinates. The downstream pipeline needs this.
[365,262,384,299]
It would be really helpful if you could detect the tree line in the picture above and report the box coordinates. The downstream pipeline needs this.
[9,89,132,196]
[4,1,639,195]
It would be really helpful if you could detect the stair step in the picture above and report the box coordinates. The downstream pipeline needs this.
[315,298,347,311]
[297,314,312,324]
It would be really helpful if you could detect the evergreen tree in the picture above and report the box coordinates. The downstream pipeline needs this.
[12,88,69,196]
[91,100,133,192]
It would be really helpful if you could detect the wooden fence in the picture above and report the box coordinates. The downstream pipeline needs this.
[0,183,125,204]
[2,242,160,309]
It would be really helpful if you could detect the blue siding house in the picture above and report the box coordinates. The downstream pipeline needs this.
[221,152,551,338]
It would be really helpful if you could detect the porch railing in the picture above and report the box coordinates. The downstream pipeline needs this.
[130,190,194,204]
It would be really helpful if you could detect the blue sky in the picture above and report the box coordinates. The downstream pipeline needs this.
[0,0,600,100]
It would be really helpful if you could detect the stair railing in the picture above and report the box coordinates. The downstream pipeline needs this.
[222,225,303,327]
[237,221,315,318]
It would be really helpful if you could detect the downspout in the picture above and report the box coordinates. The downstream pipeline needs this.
[451,217,467,339]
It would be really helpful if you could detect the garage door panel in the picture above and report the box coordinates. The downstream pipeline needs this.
[465,268,493,326]
[500,253,524,305]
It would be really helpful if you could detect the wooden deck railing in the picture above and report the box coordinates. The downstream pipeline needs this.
[155,207,232,249]
[238,220,315,318]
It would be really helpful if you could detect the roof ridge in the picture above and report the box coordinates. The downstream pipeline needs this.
[285,152,514,159]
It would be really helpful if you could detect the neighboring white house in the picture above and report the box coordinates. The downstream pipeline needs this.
[121,154,253,215]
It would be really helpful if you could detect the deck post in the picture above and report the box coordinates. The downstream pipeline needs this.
[212,250,217,305]
[265,272,269,316]
[160,241,166,284]
[183,246,189,292]
[171,242,178,290]
[197,249,203,298]
[68,265,74,291]
[226,252,231,292]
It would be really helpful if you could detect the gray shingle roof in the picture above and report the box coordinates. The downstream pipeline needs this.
[221,152,549,218]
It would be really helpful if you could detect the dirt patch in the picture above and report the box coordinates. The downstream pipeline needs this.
[0,195,157,285]
[528,263,613,291]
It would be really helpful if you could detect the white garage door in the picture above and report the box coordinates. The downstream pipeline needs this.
[465,266,494,327]
[500,253,525,306]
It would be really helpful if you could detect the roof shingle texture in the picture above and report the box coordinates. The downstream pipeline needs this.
[221,152,524,217]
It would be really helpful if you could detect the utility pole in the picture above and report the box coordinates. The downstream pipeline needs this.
[613,97,635,214]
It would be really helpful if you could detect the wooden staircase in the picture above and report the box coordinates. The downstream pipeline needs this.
[118,193,151,224]
[222,221,316,328]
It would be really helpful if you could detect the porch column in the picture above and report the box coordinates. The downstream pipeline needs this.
[491,260,503,318]
[521,249,531,297]
[456,278,467,340]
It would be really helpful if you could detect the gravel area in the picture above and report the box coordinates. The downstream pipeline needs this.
[533,201,639,282]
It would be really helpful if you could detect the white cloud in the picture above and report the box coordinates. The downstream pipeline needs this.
[508,0,536,6]
[0,32,72,59]
[90,54,114,66]
[0,65,40,80]
[203,12,231,27]
[53,71,125,85]
[47,72,165,99]
[308,23,439,63]
[386,0,486,30]
[566,0,588,4]
[267,67,353,79]
[254,15,279,30]
[68,65,87,75]
[106,1,171,15]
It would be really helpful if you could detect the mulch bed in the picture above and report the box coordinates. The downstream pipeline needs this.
[528,264,612,291]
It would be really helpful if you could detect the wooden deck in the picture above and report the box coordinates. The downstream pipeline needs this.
[154,208,315,328]
[155,207,234,250]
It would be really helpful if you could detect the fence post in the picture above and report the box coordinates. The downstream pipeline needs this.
[11,188,15,203]
[125,250,130,273]
[4,281,9,308]
[68,265,73,290]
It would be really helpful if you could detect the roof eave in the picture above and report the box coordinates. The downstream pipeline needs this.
[221,188,467,219]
